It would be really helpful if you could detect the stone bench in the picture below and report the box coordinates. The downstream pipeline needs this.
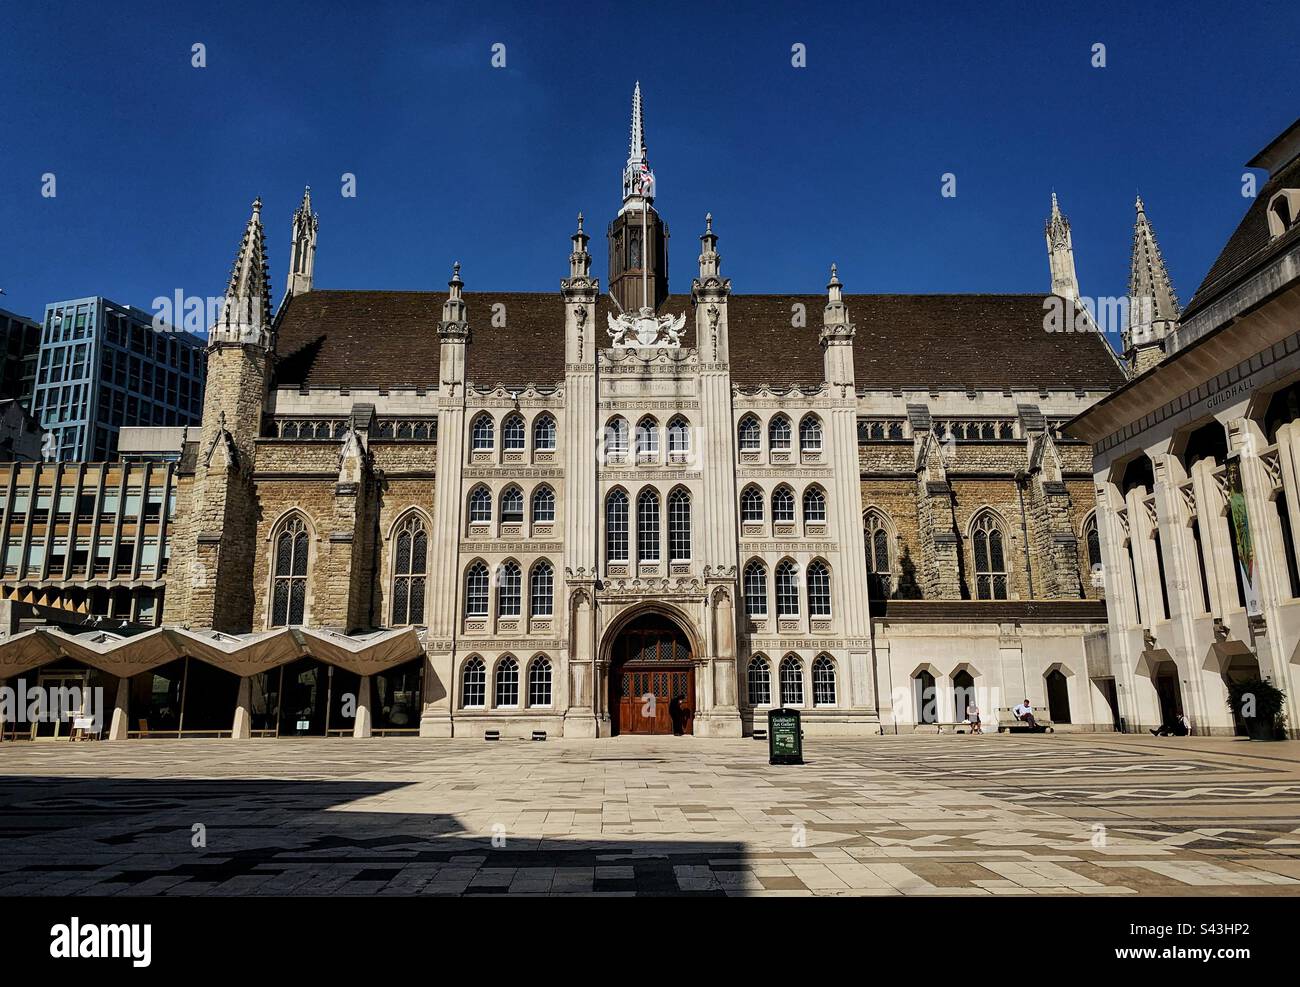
[996,708,1053,733]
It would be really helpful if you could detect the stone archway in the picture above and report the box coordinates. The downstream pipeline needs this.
[603,607,699,736]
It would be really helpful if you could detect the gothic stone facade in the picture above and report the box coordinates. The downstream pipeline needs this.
[4,95,1135,740]
[153,149,1127,738]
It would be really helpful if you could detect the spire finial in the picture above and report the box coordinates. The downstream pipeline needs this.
[577,211,584,231]
[829,262,839,284]
[1135,192,1146,213]
[705,212,713,232]
[451,260,462,284]
[252,197,262,215]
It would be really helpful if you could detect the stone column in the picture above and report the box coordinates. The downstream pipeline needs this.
[563,588,598,737]
[231,676,252,739]
[353,674,373,738]
[108,675,130,741]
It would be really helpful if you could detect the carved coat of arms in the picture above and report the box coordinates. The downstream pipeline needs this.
[606,306,687,348]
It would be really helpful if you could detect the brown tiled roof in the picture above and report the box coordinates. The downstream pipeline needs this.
[1184,149,1300,319]
[273,289,1125,392]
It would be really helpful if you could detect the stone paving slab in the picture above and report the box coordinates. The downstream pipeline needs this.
[1,733,1299,896]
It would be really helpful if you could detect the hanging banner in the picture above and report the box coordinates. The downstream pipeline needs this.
[1224,454,1263,617]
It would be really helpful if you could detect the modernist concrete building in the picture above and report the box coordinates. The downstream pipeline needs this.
[1070,119,1300,737]
[1,88,1131,741]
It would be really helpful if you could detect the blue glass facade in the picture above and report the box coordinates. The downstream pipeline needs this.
[32,297,207,461]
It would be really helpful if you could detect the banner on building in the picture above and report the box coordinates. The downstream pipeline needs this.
[1224,454,1263,617]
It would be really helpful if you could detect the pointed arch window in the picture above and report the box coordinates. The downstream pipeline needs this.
[471,414,495,451]
[772,486,795,523]
[468,485,491,524]
[799,415,823,452]
[776,560,799,616]
[528,657,553,707]
[502,413,526,451]
[803,486,826,523]
[1083,514,1102,588]
[769,415,792,451]
[461,657,486,708]
[530,560,554,617]
[606,489,629,562]
[533,414,557,451]
[668,488,691,561]
[635,417,659,460]
[807,560,831,617]
[738,415,761,451]
[391,513,428,626]
[744,559,768,617]
[498,561,522,617]
[500,485,524,523]
[605,417,629,458]
[972,512,1009,600]
[741,485,764,522]
[465,561,489,617]
[779,655,804,707]
[748,656,772,706]
[271,514,310,626]
[638,489,661,562]
[865,510,893,597]
[667,416,690,456]
[812,655,837,706]
[495,656,519,707]
[532,486,556,524]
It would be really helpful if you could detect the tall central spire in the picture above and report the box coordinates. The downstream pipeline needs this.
[629,81,646,164]
[609,83,668,312]
[621,82,653,207]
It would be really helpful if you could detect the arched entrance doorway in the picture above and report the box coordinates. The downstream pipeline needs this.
[952,669,976,722]
[608,612,695,735]
[1045,669,1072,723]
[1222,653,1262,737]
[1152,659,1183,730]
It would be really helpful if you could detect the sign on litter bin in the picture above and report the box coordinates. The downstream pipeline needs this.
[767,708,803,765]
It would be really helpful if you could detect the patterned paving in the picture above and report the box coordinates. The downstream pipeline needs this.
[1,733,1299,896]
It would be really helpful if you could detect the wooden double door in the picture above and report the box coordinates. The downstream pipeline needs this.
[609,614,695,735]
[615,665,695,735]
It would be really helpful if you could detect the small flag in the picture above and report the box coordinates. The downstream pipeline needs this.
[639,162,655,197]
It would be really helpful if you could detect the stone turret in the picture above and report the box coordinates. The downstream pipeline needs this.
[1124,195,1181,375]
[821,264,856,394]
[170,199,275,632]
[691,214,731,364]
[1045,192,1081,302]
[286,186,318,298]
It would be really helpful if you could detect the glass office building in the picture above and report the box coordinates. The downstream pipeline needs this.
[32,297,207,461]
[0,307,43,409]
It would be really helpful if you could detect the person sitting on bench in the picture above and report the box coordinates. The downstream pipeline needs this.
[1151,712,1189,737]
[1013,699,1040,731]
[966,701,982,734]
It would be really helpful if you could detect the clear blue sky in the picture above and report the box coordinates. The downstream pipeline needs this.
[2,0,1297,326]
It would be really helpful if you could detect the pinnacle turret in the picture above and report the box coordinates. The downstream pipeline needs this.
[1124,195,1180,374]
[211,198,273,348]
[1045,192,1080,301]
[286,186,319,297]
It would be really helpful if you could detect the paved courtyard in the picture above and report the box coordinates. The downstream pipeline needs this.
[2,733,1300,896]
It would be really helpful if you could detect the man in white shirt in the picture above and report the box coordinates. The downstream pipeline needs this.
[1013,699,1040,731]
